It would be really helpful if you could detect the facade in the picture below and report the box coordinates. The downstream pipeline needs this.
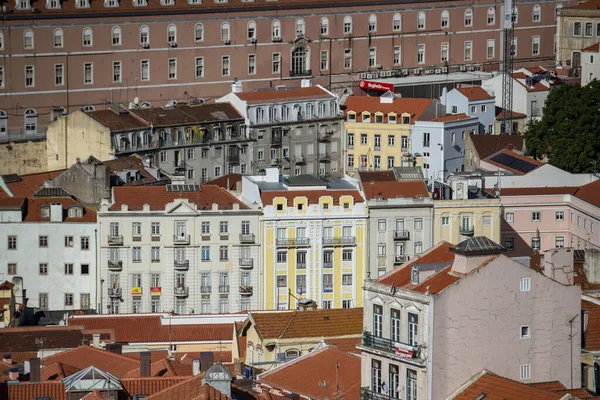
[97,184,261,314]
[241,168,368,310]
[581,42,600,86]
[463,133,524,172]
[0,194,97,312]
[441,86,496,134]
[0,0,572,137]
[557,0,600,69]
[358,170,433,278]
[493,108,528,135]
[218,82,343,178]
[433,197,502,245]
[343,93,438,175]
[359,238,582,400]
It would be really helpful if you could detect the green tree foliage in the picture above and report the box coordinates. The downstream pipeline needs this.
[524,79,600,173]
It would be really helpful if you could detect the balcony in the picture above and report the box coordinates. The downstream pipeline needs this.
[318,133,332,143]
[108,287,122,298]
[107,260,123,271]
[359,166,368,171]
[150,287,161,296]
[131,287,143,295]
[276,238,310,247]
[295,156,306,165]
[297,262,306,269]
[360,388,395,400]
[360,331,424,361]
[401,146,408,152]
[393,230,410,240]
[173,234,190,245]
[239,258,254,269]
[318,153,331,163]
[374,145,381,151]
[219,285,230,294]
[271,158,281,165]
[200,285,212,294]
[459,226,475,236]
[174,260,190,271]
[323,285,333,293]
[239,233,255,244]
[394,255,407,264]
[271,135,282,147]
[108,235,123,246]
[289,68,312,77]
[174,286,189,298]
[240,285,253,296]
[322,236,356,246]
[323,261,333,269]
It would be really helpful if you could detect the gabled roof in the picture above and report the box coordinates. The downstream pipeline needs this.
[99,156,160,186]
[496,179,600,208]
[0,169,65,200]
[144,375,229,400]
[42,347,140,378]
[512,73,551,92]
[248,308,363,340]
[494,106,527,120]
[0,325,85,353]
[449,370,562,399]
[344,96,433,123]
[456,86,494,101]
[23,198,97,223]
[123,358,193,378]
[235,86,334,104]
[582,299,600,352]
[468,133,525,159]
[258,346,360,399]
[571,0,600,10]
[0,281,14,290]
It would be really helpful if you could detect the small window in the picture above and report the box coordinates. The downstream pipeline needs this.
[555,211,564,221]
[504,237,515,251]
[520,277,531,292]
[520,325,530,339]
[532,212,541,222]
[505,212,515,223]
[520,364,531,380]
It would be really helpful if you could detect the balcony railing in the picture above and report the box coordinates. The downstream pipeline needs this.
[318,153,331,163]
[297,262,306,269]
[240,233,255,244]
[131,287,143,295]
[174,286,189,297]
[219,285,230,294]
[289,69,312,77]
[200,285,212,294]
[374,145,381,151]
[361,332,423,361]
[322,237,356,246]
[240,285,253,295]
[239,258,254,269]
[401,146,408,152]
[0,127,48,144]
[173,234,191,245]
[276,238,310,247]
[459,226,475,236]
[108,235,123,246]
[394,255,407,264]
[108,287,122,298]
[295,156,306,165]
[107,260,122,271]
[323,261,333,269]
[318,133,332,142]
[174,260,190,271]
[360,387,396,400]
[393,230,410,240]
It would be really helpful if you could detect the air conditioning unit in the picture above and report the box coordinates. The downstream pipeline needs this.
[376,64,383,69]
[467,65,475,71]
[272,36,281,42]
[224,39,231,45]
[142,43,150,49]
[442,66,448,73]
[251,37,257,44]
[413,68,421,75]
[402,69,409,75]
[359,72,367,79]
[435,68,442,74]
[31,7,40,12]
[424,69,435,75]
[459,65,467,72]
[169,41,177,48]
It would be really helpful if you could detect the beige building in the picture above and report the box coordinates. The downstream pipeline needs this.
[0,281,16,327]
[463,133,524,172]
[557,0,600,69]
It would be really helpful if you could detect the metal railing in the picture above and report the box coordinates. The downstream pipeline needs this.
[393,230,410,240]
[0,128,47,144]
[173,234,190,244]
[174,286,189,297]
[200,285,212,293]
[322,237,356,246]
[459,226,475,236]
[276,238,310,247]
[240,285,253,295]
[394,255,407,263]
[174,260,189,270]
[219,285,230,294]
[239,233,255,243]
[108,235,123,245]
[239,258,254,268]
[361,332,423,360]
[107,260,122,271]
[108,287,122,298]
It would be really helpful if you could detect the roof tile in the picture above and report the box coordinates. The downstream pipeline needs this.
[0,325,84,353]
[0,170,65,200]
[260,189,363,206]
[468,133,524,159]
[41,346,140,378]
[452,370,562,399]
[236,86,334,104]
[456,87,494,101]
[344,96,433,123]
[361,180,430,201]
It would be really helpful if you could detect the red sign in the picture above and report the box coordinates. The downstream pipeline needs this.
[359,80,394,92]
[150,287,161,295]
[395,343,414,359]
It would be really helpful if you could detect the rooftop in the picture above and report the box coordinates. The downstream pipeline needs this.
[260,189,363,207]
[206,174,244,191]
[583,42,600,52]
[344,96,433,123]
[361,180,430,201]
[430,113,473,123]
[494,107,528,120]
[449,370,562,399]
[496,179,600,208]
[451,237,505,255]
[235,86,334,104]
[455,86,494,101]
[468,133,525,160]
[0,169,65,200]
[0,325,85,353]
[582,298,600,351]
[483,149,544,175]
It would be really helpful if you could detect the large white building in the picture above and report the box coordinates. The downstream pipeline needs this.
[97,183,261,315]
[441,86,496,135]
[0,190,97,311]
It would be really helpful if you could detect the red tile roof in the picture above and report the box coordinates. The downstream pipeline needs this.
[358,171,396,182]
[583,42,600,52]
[206,174,244,191]
[100,156,160,186]
[483,149,544,175]
[144,375,229,400]
[344,96,433,123]
[123,358,193,378]
[573,179,600,208]
[236,86,334,104]
[572,0,600,10]
[583,299,600,351]
[451,370,562,399]
[121,376,192,398]
[260,189,363,206]
[456,87,494,101]
[496,180,600,208]
[468,133,525,159]
[0,325,85,353]
[249,308,363,340]
[0,169,65,200]
[23,198,97,223]
[512,73,550,92]
[42,346,140,378]
[70,315,234,343]
[109,185,248,211]
[494,108,527,120]
[259,346,360,400]
[362,180,430,200]
[0,197,25,207]
[430,113,472,123]
[0,281,15,290]
[81,390,111,400]
[327,337,361,354]
[7,381,67,400]
[42,361,83,380]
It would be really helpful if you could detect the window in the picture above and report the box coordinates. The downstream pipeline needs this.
[168,58,177,79]
[407,369,417,400]
[531,237,541,251]
[488,7,496,25]
[112,61,122,83]
[393,13,402,31]
[574,22,582,36]
[222,56,230,76]
[441,216,450,226]
[277,275,287,287]
[512,6,519,24]
[441,10,449,28]
[81,28,93,47]
[53,29,64,48]
[441,42,449,62]
[343,16,353,34]
[151,222,160,235]
[39,263,48,275]
[533,4,541,21]
[393,45,402,65]
[167,24,176,43]
[320,50,328,71]
[24,30,34,49]
[414,218,423,230]
[151,247,160,262]
[219,245,229,261]
[344,49,352,69]
[585,22,594,36]
[320,17,329,36]
[503,236,514,251]
[415,242,423,254]
[111,26,121,46]
[520,364,531,380]
[247,21,256,39]
[368,14,377,33]
[0,68,3,89]
[464,8,472,26]
[417,44,425,64]
[505,212,514,223]
[192,56,204,78]
[65,293,74,306]
[342,274,352,286]
[369,47,377,68]
[272,20,281,39]
[81,237,90,250]
[39,293,48,310]
[423,132,430,147]
[408,313,418,346]
[487,39,495,59]
[7,263,16,275]
[342,300,353,308]
[219,221,229,235]
[295,18,305,35]
[64,236,74,247]
[141,60,150,81]
[132,247,141,262]
[532,212,541,222]
[417,12,425,30]
[64,263,74,275]
[373,304,383,337]
[555,236,565,248]
[519,277,531,292]
[25,66,35,87]
[372,359,382,393]
[139,25,149,45]
[532,36,540,55]
[81,264,89,275]
[520,325,531,339]
[221,22,230,42]
[378,219,387,232]
[555,211,564,221]
[464,40,472,61]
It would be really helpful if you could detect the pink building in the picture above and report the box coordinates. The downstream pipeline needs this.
[0,0,572,139]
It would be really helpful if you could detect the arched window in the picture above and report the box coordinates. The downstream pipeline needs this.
[574,21,582,36]
[295,18,305,36]
[555,4,562,21]
[140,25,149,45]
[320,17,329,36]
[167,24,176,43]
[417,12,425,30]
[393,13,401,32]
[247,21,256,39]
[24,109,37,134]
[24,29,34,49]
[464,9,472,27]
[533,4,541,22]
[82,105,96,112]
[82,27,93,47]
[272,20,281,39]
[221,22,230,42]
[441,10,449,28]
[368,14,377,33]
[112,26,122,46]
[0,110,7,134]
[291,46,308,75]
[343,16,353,34]
[487,7,496,25]
[194,23,203,42]
[53,28,64,48]
[248,344,254,365]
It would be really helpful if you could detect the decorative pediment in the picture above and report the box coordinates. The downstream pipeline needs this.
[165,200,198,215]
[292,35,309,49]
[405,302,422,313]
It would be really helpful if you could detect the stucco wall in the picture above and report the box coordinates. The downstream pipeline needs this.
[0,140,48,175]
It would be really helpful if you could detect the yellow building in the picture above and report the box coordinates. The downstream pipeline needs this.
[343,93,440,175]
[0,281,16,327]
[242,169,368,310]
[433,198,502,245]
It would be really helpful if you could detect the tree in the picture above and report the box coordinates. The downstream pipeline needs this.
[524,79,600,173]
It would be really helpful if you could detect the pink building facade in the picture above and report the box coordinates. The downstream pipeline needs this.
[0,0,572,138]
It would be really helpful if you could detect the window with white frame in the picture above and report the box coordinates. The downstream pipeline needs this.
[533,4,541,21]
[417,44,425,64]
[113,61,121,83]
[505,212,514,223]
[320,17,329,36]
[555,211,564,221]
[295,18,305,35]
[272,20,281,40]
[393,45,401,65]
[54,64,64,86]
[24,30,34,49]
[531,236,540,251]
[555,236,565,248]
[141,60,150,81]
[417,11,425,30]
[532,36,540,55]
[368,47,377,67]
[393,13,402,31]
[487,39,495,59]
[532,211,541,222]
[368,14,377,33]
[194,23,204,42]
[487,7,496,24]
[441,10,449,28]
[441,42,449,62]
[520,364,531,380]
[520,325,530,339]
[272,53,281,74]
[520,277,531,292]
[464,40,472,61]
[344,49,352,69]
[320,50,328,71]
[343,16,353,34]
[167,24,176,43]
[168,58,177,79]
[464,8,472,26]
[247,20,256,39]
[83,28,92,47]
[53,29,64,48]
[112,26,121,46]
[221,22,230,42]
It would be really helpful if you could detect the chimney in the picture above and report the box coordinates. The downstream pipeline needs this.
[140,351,151,377]
[192,359,201,376]
[451,237,504,275]
[301,79,312,88]
[232,78,243,94]
[8,367,19,381]
[50,203,63,222]
[542,247,574,285]
[29,358,41,383]
[2,354,11,364]
[200,352,214,372]
[297,298,318,311]
[92,333,100,348]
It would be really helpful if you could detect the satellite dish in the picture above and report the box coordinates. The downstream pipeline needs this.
[133,97,140,105]
[165,100,177,108]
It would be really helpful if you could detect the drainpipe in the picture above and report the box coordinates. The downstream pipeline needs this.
[95,228,99,313]
[426,294,434,399]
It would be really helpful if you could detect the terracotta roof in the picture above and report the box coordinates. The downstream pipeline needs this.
[451,370,562,399]
[0,298,11,309]
[236,86,334,104]
[483,149,544,175]
[7,381,67,400]
[0,197,26,208]
[528,381,568,392]
[358,171,396,182]
[121,376,192,398]
[143,375,229,400]
[7,352,38,363]
[206,174,244,191]
[571,0,600,10]
[0,281,15,290]
[494,107,527,120]
[0,169,65,200]
[249,308,363,340]
[0,325,84,353]
[130,103,243,128]
[362,180,430,201]
[86,110,148,132]
[109,185,248,211]
[70,315,234,343]
[573,179,600,208]
[497,180,600,208]
[23,198,97,223]
[456,87,494,101]
[42,346,140,378]
[430,113,472,123]
[344,96,433,123]
[42,361,83,380]
[512,73,550,92]
[583,43,600,52]
[468,133,524,159]
[259,346,360,400]
[124,358,193,378]
[583,299,600,351]
[81,390,111,400]
[327,337,361,354]
[260,189,363,206]
[100,156,159,186]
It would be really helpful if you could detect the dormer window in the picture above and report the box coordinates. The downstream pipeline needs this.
[361,112,371,123]
[402,114,410,124]
[41,205,50,218]
[68,206,83,218]
[375,113,384,123]
[104,0,119,7]
[388,113,397,123]
[16,0,31,9]
[347,112,356,121]
[46,0,61,9]
[411,266,419,284]
[76,0,90,7]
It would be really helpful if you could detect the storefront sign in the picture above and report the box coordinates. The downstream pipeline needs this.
[359,80,395,92]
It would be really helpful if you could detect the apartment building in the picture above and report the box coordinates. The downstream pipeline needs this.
[358,169,433,278]
[241,168,367,310]
[0,0,571,137]
[97,183,261,314]
[557,0,600,68]
[343,93,438,175]
[218,81,343,178]
[359,238,581,399]
[0,192,97,312]
[581,42,600,85]
[441,86,496,134]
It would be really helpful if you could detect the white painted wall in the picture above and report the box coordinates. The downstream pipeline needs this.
[581,50,600,87]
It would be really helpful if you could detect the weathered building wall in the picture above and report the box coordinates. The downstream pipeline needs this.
[0,140,48,175]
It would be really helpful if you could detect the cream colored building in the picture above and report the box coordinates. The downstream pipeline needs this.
[433,198,502,245]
